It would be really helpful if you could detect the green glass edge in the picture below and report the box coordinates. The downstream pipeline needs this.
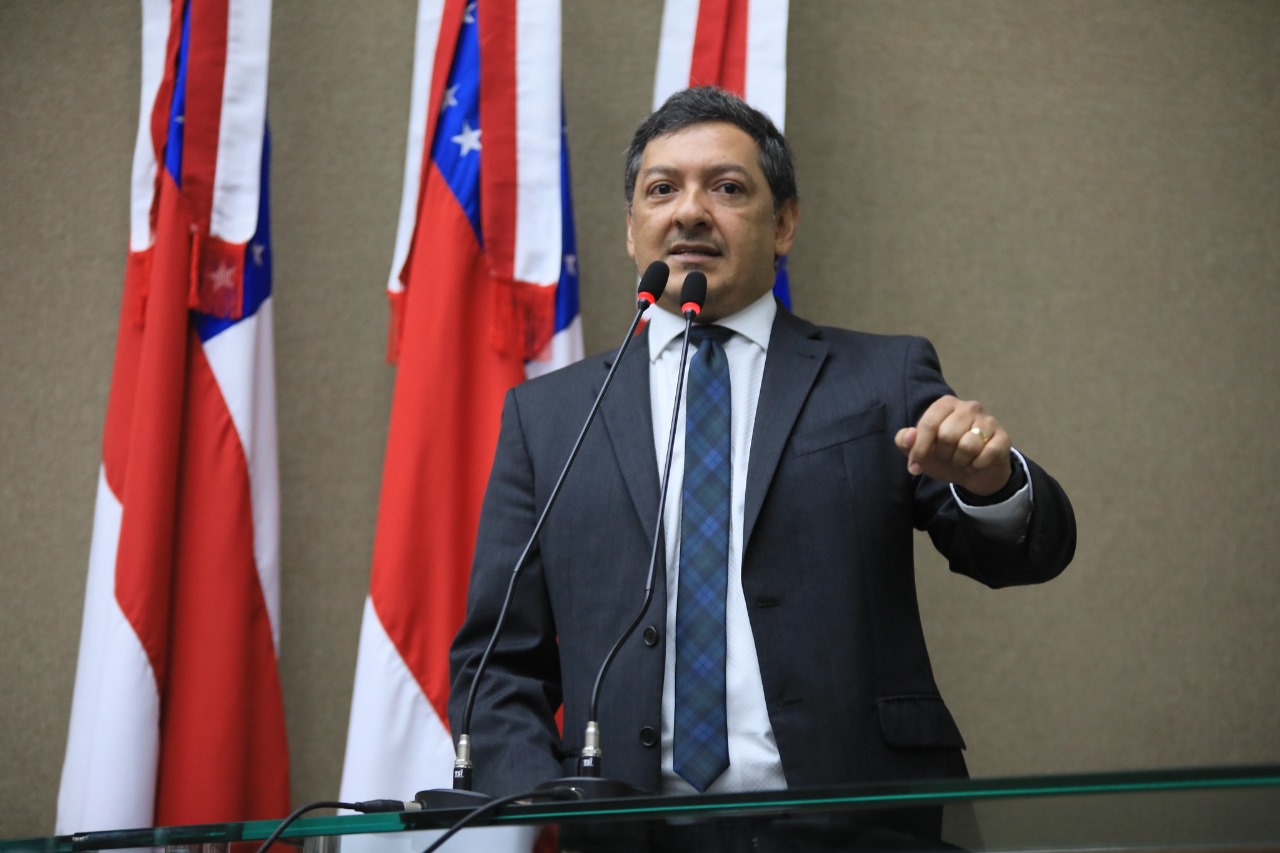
[506,774,1280,822]
[6,768,1277,851]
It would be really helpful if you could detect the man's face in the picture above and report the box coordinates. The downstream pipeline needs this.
[627,122,798,323]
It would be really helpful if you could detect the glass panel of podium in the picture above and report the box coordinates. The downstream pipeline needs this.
[5,765,1278,852]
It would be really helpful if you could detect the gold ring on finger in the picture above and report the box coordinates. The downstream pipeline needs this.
[969,426,991,444]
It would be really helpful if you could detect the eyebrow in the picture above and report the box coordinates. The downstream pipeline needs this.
[640,163,754,182]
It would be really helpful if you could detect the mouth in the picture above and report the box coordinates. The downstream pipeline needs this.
[666,242,722,264]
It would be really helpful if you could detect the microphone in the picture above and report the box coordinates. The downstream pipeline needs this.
[561,271,708,795]
[419,261,670,810]
[637,262,667,310]
[679,271,707,320]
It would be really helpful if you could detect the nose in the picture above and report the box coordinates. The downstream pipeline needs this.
[673,185,710,230]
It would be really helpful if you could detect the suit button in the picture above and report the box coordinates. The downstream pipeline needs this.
[642,625,659,646]
[639,726,658,747]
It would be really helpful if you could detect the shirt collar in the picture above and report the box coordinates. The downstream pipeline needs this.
[647,291,777,362]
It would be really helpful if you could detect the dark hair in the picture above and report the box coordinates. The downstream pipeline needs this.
[624,86,798,212]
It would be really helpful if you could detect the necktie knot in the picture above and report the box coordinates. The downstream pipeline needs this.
[689,324,734,348]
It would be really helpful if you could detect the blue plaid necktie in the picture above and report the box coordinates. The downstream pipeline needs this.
[674,325,734,792]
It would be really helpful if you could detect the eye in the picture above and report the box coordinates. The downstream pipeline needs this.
[717,181,743,195]
[648,182,675,197]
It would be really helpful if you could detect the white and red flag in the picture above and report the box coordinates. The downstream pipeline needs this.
[339,0,581,814]
[654,0,791,304]
[57,0,287,833]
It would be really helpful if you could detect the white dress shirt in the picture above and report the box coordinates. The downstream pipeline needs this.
[645,294,1033,794]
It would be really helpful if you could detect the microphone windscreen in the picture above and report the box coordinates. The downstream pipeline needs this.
[637,260,670,305]
[680,271,708,315]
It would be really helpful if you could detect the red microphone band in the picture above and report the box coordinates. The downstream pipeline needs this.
[638,292,658,306]
[681,302,702,315]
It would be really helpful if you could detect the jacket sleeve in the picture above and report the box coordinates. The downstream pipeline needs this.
[905,336,1077,587]
[447,388,566,796]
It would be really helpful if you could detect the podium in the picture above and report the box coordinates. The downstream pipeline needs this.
[8,765,1279,852]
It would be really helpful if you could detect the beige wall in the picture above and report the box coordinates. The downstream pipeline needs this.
[2,0,1277,839]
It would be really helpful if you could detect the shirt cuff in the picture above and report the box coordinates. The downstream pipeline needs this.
[951,448,1034,543]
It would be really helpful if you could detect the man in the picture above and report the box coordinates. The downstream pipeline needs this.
[449,86,1075,842]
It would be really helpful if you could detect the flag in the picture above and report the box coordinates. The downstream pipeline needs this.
[56,0,287,833]
[339,0,581,817]
[654,0,792,306]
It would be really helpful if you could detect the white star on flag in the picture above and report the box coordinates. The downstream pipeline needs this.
[451,121,481,156]
[207,261,238,292]
[442,85,459,111]
[564,254,577,276]
[464,2,476,24]
[250,242,266,266]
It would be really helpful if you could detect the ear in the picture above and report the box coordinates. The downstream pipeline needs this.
[626,208,636,259]
[773,199,798,258]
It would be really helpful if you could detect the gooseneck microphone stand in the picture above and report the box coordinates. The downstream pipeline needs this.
[537,271,709,799]
[415,261,670,810]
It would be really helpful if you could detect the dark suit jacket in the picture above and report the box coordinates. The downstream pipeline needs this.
[448,306,1075,799]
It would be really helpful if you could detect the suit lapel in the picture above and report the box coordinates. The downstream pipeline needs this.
[743,309,828,548]
[597,327,662,536]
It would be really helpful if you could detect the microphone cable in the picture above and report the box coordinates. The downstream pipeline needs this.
[255,798,420,853]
